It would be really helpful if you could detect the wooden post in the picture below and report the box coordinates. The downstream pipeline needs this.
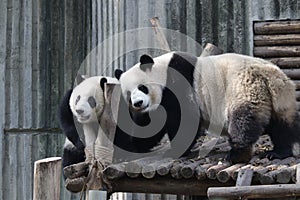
[33,157,62,200]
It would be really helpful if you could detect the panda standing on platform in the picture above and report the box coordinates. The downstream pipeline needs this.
[115,51,300,163]
[58,75,119,172]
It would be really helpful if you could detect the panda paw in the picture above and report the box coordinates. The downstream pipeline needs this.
[227,147,252,164]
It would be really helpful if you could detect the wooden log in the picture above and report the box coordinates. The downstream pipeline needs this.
[156,159,175,176]
[296,164,300,184]
[208,184,300,199]
[125,156,162,178]
[254,20,300,35]
[294,80,300,90]
[282,69,300,80]
[65,177,86,193]
[200,43,223,57]
[195,163,214,181]
[267,57,300,68]
[206,162,230,180]
[259,165,288,185]
[104,163,126,180]
[254,46,300,58]
[170,161,190,179]
[276,165,296,184]
[180,159,205,179]
[235,168,253,187]
[254,34,300,46]
[216,164,245,183]
[142,158,173,179]
[33,157,62,200]
[63,162,89,179]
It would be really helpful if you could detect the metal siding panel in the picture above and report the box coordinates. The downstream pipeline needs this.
[0,0,7,197]
[19,0,33,129]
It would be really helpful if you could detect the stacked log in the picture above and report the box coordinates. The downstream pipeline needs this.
[253,20,300,112]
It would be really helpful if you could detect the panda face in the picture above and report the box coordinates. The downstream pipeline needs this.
[69,76,106,123]
[118,53,172,112]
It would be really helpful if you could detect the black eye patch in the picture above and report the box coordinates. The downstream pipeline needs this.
[138,84,149,94]
[88,96,96,108]
[75,95,81,105]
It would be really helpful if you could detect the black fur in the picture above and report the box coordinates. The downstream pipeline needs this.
[115,69,123,80]
[227,103,266,163]
[58,89,85,175]
[264,114,300,159]
[100,77,107,91]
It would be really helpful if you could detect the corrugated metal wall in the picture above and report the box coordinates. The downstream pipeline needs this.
[0,0,299,199]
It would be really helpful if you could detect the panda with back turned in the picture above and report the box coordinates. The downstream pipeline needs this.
[115,51,300,163]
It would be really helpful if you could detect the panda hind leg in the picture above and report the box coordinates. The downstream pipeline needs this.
[264,118,296,160]
[228,104,267,164]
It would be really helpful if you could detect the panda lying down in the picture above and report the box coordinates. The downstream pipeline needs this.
[115,51,300,163]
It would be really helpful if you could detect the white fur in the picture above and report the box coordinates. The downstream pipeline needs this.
[69,76,118,148]
[119,52,172,112]
[119,52,297,135]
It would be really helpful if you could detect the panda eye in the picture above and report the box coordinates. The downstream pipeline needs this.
[138,84,149,94]
[88,96,96,108]
[75,95,81,105]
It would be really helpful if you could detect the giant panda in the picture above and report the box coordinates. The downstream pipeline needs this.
[59,76,118,170]
[59,75,140,172]
[115,51,300,163]
[58,88,85,172]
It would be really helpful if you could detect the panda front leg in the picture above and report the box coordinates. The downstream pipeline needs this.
[227,104,267,164]
[83,122,98,162]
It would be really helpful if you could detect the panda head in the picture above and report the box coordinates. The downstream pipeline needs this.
[115,53,173,112]
[69,75,118,123]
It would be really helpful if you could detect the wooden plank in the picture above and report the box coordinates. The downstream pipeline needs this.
[254,34,300,46]
[267,57,300,68]
[235,168,253,187]
[33,157,62,200]
[254,46,300,58]
[254,20,300,35]
[208,184,300,199]
[110,177,234,196]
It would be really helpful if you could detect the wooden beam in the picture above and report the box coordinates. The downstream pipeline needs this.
[254,34,300,46]
[110,177,234,196]
[267,57,300,69]
[33,157,62,200]
[208,184,300,199]
[282,69,300,80]
[294,80,300,90]
[254,21,300,35]
[254,46,300,58]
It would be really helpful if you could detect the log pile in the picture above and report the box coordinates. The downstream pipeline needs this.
[253,20,300,112]
[101,135,300,196]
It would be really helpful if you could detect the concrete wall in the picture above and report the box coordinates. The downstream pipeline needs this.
[0,0,299,199]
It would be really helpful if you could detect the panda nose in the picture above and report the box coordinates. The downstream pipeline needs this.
[76,109,84,114]
[133,100,143,108]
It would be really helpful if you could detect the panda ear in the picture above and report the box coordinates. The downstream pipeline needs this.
[115,69,124,80]
[140,54,154,72]
[100,77,107,91]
